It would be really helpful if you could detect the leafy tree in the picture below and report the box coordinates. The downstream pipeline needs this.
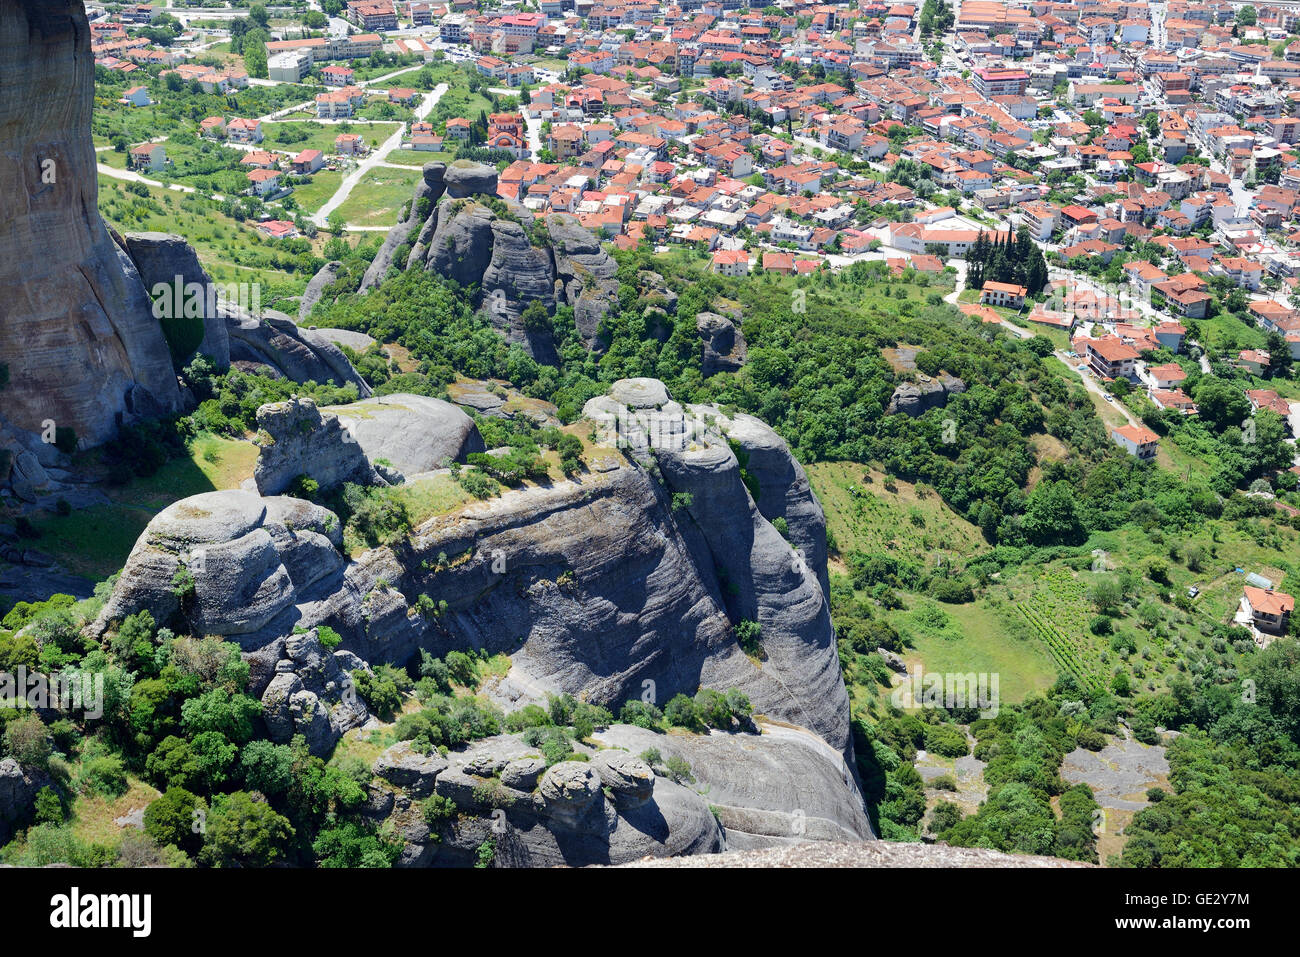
[240,740,295,795]
[664,693,704,732]
[199,791,295,867]
[313,820,402,868]
[143,786,204,854]
[180,689,262,744]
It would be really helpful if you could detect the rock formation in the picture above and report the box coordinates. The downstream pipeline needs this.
[299,261,345,321]
[121,232,231,369]
[0,757,48,845]
[359,161,621,358]
[252,396,383,495]
[886,372,967,417]
[91,490,347,644]
[98,380,849,754]
[251,392,485,494]
[258,628,373,756]
[0,1,183,448]
[327,394,484,477]
[226,309,372,397]
[363,719,872,866]
[594,724,872,847]
[88,378,868,860]
[696,311,748,375]
[367,734,725,867]
[617,841,1092,868]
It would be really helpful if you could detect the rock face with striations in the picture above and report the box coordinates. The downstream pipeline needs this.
[90,489,347,643]
[594,724,872,848]
[299,260,345,321]
[0,0,183,447]
[358,160,621,358]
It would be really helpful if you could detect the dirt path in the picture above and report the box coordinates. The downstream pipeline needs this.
[312,82,448,228]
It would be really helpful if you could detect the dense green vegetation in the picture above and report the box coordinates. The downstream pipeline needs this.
[1117,640,1300,866]
[10,115,1300,868]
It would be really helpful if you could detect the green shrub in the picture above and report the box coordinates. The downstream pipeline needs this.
[422,794,457,832]
[735,619,763,656]
[664,754,694,784]
[619,700,664,730]
[664,693,704,732]
[931,578,974,604]
[923,723,969,758]
[353,669,402,720]
[78,755,128,798]
[1075,727,1107,751]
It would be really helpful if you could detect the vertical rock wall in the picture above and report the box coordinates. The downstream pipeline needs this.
[0,1,182,448]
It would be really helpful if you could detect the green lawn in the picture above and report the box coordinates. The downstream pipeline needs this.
[27,435,257,580]
[385,149,451,166]
[98,177,312,292]
[333,166,422,227]
[285,169,343,215]
[893,597,1059,704]
[1198,312,1268,353]
[70,776,162,849]
[96,147,131,170]
[807,461,988,571]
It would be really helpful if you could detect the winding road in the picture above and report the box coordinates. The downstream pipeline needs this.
[312,82,448,228]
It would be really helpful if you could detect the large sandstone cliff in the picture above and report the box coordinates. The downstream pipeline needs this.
[87,378,867,862]
[0,1,183,448]
[353,161,622,358]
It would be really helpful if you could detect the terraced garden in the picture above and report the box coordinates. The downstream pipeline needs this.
[1015,577,1106,695]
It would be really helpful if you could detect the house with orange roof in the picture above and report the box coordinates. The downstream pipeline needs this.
[1086,337,1141,380]
[246,168,282,197]
[1111,423,1159,461]
[1237,349,1272,375]
[1242,585,1294,638]
[227,117,263,144]
[761,251,795,274]
[1246,388,1291,418]
[1152,273,1211,319]
[1150,389,1197,415]
[712,248,750,276]
[980,280,1027,309]
[1147,363,1187,390]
